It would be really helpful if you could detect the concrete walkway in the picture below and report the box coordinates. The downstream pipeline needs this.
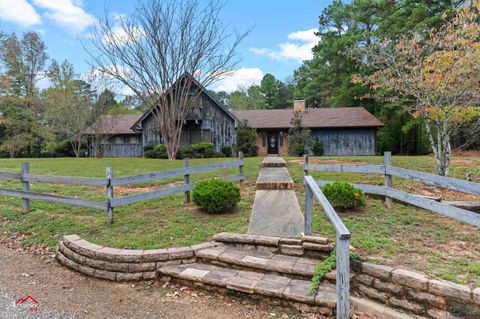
[248,157,304,237]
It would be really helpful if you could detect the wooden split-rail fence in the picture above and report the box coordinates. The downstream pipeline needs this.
[0,152,244,224]
[304,151,480,228]
[302,151,480,319]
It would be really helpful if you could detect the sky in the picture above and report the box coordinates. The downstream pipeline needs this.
[0,0,331,94]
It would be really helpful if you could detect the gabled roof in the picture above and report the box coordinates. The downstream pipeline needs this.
[233,107,384,129]
[131,73,237,130]
[84,114,142,135]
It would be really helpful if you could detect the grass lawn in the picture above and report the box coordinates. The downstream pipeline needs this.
[1,154,479,287]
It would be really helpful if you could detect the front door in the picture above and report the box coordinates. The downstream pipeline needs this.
[267,133,279,154]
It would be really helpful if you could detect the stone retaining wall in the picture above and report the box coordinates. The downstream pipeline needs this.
[211,232,333,259]
[353,261,480,319]
[56,234,215,281]
[56,233,480,319]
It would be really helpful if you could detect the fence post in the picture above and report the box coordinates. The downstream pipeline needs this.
[183,158,190,203]
[21,162,30,212]
[304,181,313,235]
[336,235,350,319]
[384,151,393,209]
[238,151,244,185]
[106,167,113,224]
[303,154,309,185]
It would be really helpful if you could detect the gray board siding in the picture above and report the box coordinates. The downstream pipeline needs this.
[311,128,377,156]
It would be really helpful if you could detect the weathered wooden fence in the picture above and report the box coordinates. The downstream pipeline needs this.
[0,152,244,224]
[304,175,351,319]
[304,152,480,228]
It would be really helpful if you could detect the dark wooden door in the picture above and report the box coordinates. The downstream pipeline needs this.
[267,133,278,154]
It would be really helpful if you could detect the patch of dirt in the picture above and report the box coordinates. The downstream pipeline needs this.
[0,243,320,319]
[452,150,480,158]
[288,159,369,165]
[405,184,479,201]
[115,181,183,195]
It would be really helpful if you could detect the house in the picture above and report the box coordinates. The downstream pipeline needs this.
[85,114,143,157]
[233,100,384,156]
[85,75,237,157]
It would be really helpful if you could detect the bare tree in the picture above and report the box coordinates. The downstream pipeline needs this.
[88,0,248,159]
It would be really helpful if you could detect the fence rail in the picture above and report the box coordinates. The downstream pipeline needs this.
[0,152,244,223]
[304,152,480,228]
[304,175,350,319]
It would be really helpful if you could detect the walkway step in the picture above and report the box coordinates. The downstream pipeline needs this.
[261,157,287,168]
[196,244,324,279]
[256,167,295,190]
[158,263,336,311]
[248,190,304,237]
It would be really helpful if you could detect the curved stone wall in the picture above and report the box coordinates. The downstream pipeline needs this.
[56,234,215,281]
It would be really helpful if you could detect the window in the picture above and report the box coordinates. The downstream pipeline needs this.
[129,136,139,144]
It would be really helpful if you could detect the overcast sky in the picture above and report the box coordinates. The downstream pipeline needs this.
[0,0,330,93]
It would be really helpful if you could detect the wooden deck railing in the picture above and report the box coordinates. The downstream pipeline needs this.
[304,152,480,228]
[0,152,244,224]
[304,175,351,319]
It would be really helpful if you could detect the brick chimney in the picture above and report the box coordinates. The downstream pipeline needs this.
[293,99,306,112]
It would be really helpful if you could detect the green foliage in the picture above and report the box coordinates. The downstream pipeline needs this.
[143,150,157,158]
[221,146,232,157]
[234,120,258,157]
[294,0,459,154]
[143,144,168,159]
[179,142,215,159]
[312,140,324,156]
[321,182,366,210]
[288,111,311,156]
[308,251,336,295]
[260,74,279,108]
[192,179,241,213]
[154,144,168,159]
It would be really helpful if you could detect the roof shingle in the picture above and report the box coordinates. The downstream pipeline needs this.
[84,114,142,135]
[233,107,383,129]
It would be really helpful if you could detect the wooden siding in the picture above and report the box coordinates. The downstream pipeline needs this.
[141,91,236,152]
[102,143,143,157]
[311,128,377,156]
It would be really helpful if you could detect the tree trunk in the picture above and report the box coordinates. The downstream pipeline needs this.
[423,119,451,176]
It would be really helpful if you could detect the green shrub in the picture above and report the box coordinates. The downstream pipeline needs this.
[312,140,324,156]
[235,120,258,157]
[179,142,215,159]
[221,146,232,157]
[321,182,366,210]
[192,142,214,157]
[143,145,154,152]
[154,144,168,159]
[179,145,197,159]
[192,179,241,213]
[144,150,157,158]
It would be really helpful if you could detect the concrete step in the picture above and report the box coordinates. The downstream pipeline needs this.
[196,245,325,279]
[256,167,295,190]
[158,262,336,314]
[261,157,287,168]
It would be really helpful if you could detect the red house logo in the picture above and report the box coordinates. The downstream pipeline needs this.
[15,295,39,312]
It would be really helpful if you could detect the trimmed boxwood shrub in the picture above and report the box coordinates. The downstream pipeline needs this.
[180,142,215,159]
[192,179,241,213]
[154,144,168,159]
[320,182,366,210]
[144,144,168,159]
[144,150,157,158]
